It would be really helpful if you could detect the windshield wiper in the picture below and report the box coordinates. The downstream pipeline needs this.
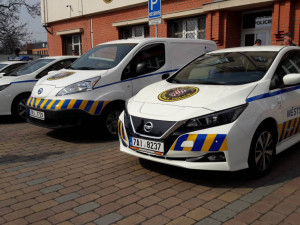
[168,77,183,83]
[4,73,17,76]
[196,81,227,85]
[74,67,96,70]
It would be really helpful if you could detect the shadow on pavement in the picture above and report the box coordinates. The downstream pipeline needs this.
[0,115,24,124]
[139,142,300,187]
[0,151,64,165]
[46,125,117,144]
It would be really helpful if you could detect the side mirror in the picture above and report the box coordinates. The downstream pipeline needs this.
[136,62,146,75]
[283,74,300,86]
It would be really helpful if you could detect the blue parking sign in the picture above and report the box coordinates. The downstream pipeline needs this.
[148,0,161,25]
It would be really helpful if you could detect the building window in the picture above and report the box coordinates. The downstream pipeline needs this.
[170,16,206,39]
[63,34,82,56]
[120,25,150,39]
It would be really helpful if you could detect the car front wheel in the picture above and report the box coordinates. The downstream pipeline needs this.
[100,104,123,138]
[248,126,276,177]
[12,95,30,121]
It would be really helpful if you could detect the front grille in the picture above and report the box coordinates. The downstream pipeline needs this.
[131,116,176,137]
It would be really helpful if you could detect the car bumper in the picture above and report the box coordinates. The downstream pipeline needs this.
[118,112,250,171]
[26,96,109,128]
[27,107,94,129]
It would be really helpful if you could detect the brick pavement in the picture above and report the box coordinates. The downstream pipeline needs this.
[0,115,300,224]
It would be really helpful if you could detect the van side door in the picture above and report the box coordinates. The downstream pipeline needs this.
[121,43,168,96]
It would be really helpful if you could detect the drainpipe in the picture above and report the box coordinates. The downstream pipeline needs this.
[91,16,94,48]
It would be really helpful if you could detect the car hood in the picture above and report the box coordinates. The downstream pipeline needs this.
[38,69,108,88]
[128,81,257,121]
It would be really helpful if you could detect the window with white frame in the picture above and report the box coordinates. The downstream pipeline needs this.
[170,16,206,39]
[120,25,150,39]
[63,34,82,56]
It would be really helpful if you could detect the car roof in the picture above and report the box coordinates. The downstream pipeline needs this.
[210,45,299,54]
[38,56,79,60]
[0,61,28,65]
[97,38,216,46]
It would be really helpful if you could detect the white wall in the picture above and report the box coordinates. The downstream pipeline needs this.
[41,0,147,24]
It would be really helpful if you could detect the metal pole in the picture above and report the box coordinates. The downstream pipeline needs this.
[155,25,158,38]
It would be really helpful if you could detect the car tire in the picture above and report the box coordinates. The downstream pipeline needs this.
[11,94,30,121]
[248,126,276,177]
[100,104,123,138]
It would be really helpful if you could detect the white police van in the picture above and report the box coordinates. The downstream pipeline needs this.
[119,46,300,176]
[0,56,77,120]
[27,38,217,136]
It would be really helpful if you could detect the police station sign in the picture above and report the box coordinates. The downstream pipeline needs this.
[148,0,161,25]
[255,16,272,28]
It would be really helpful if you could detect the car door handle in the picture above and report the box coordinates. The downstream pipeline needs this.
[162,73,169,80]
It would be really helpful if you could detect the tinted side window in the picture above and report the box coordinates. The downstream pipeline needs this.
[2,63,25,74]
[122,43,165,80]
[50,59,76,71]
[36,59,76,79]
[271,51,300,89]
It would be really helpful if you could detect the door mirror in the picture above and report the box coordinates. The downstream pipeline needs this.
[283,74,300,86]
[136,61,146,75]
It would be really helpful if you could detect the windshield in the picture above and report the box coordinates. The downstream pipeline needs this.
[168,51,278,85]
[7,59,55,76]
[69,43,137,70]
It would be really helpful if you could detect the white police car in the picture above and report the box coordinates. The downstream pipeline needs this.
[0,60,28,77]
[0,56,77,120]
[119,46,300,176]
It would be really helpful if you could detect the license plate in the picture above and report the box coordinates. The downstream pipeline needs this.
[129,137,164,153]
[29,109,45,120]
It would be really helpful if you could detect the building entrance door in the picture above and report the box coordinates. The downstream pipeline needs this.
[242,29,271,46]
[241,10,272,46]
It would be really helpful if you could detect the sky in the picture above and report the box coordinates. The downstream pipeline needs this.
[19,0,48,43]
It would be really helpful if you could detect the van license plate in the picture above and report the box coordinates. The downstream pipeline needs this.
[129,137,164,153]
[29,109,45,120]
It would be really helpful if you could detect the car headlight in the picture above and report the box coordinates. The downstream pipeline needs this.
[0,84,10,91]
[124,98,130,118]
[184,104,248,129]
[56,77,100,96]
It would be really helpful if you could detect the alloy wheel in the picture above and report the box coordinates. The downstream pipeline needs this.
[254,131,274,172]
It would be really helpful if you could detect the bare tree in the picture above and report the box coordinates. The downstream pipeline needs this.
[0,0,40,54]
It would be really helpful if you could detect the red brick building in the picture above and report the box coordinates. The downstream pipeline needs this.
[41,0,300,56]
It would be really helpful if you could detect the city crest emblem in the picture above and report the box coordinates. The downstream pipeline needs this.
[47,72,75,81]
[158,86,199,102]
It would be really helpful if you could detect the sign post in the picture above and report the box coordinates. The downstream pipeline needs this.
[148,0,161,37]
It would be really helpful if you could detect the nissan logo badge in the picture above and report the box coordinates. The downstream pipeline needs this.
[144,122,153,133]
[38,88,43,95]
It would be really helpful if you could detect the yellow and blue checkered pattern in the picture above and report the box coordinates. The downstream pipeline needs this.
[170,134,228,152]
[118,120,128,142]
[27,97,109,115]
[278,117,300,142]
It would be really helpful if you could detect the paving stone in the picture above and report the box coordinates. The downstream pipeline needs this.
[195,217,222,225]
[40,184,64,194]
[73,202,100,214]
[26,178,48,186]
[225,200,251,213]
[210,208,237,222]
[94,213,123,225]
[240,193,263,203]
[15,171,36,179]
[55,192,81,203]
